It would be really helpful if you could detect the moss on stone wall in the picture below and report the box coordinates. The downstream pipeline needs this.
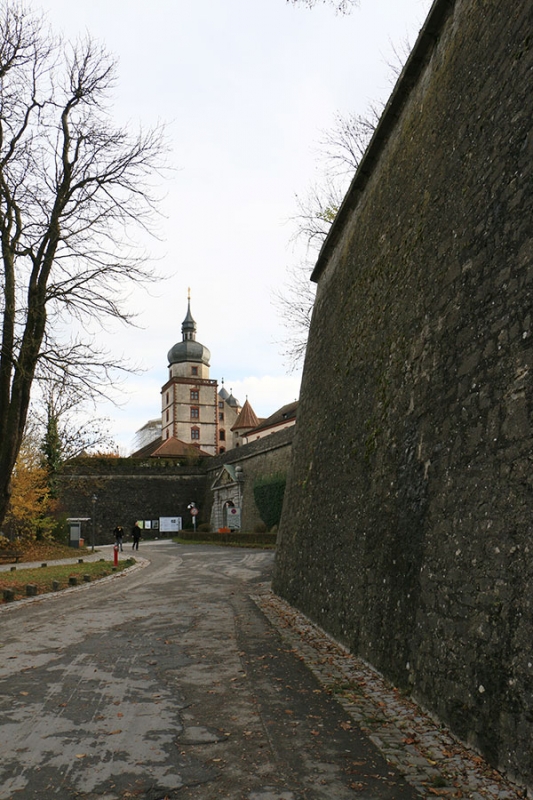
[274,0,533,787]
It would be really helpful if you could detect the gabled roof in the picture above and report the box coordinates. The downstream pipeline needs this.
[133,436,211,459]
[210,464,243,490]
[231,398,260,431]
[245,401,298,436]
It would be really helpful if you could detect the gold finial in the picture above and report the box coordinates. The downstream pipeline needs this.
[188,286,191,300]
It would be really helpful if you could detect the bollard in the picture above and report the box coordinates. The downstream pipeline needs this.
[113,545,119,567]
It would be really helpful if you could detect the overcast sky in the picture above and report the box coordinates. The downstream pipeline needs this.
[36,0,432,453]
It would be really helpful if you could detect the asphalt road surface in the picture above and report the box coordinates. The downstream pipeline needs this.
[0,542,419,800]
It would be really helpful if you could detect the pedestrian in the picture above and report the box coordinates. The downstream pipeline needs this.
[113,525,124,551]
[131,522,141,550]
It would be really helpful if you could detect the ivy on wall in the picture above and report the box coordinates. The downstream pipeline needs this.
[253,473,287,530]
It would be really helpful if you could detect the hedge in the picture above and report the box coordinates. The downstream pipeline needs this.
[253,473,286,530]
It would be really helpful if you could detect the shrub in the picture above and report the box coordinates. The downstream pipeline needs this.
[197,523,211,532]
[254,521,267,534]
[253,473,286,531]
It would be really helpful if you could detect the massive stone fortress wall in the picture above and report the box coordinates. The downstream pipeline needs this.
[58,460,206,542]
[58,428,293,543]
[274,0,533,787]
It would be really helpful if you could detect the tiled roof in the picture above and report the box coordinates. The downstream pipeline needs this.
[151,437,212,458]
[132,436,211,459]
[231,399,260,431]
[245,401,298,435]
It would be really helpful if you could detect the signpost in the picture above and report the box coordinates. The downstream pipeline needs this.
[188,502,199,533]
[227,506,241,530]
[91,495,97,552]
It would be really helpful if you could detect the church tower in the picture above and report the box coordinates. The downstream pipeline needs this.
[161,293,219,455]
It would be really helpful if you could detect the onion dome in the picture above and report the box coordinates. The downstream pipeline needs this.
[227,391,240,408]
[218,379,230,401]
[167,295,211,367]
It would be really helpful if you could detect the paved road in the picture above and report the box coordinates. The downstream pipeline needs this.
[0,542,420,800]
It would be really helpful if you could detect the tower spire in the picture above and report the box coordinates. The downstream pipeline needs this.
[182,290,196,341]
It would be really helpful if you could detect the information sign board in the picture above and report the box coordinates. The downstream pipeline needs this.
[159,517,183,533]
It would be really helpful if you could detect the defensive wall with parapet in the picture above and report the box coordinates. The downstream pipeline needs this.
[57,427,293,543]
[57,458,207,542]
[273,0,533,788]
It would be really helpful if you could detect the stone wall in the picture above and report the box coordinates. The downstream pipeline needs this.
[57,459,206,544]
[57,429,293,543]
[273,0,533,788]
[203,427,294,532]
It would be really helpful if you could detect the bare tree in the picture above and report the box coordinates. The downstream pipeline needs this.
[275,111,377,369]
[276,0,432,370]
[291,180,344,253]
[288,111,378,252]
[274,263,318,371]
[318,111,377,178]
[0,3,166,529]
[38,377,116,468]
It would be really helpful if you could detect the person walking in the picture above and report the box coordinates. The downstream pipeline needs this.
[113,525,124,551]
[131,522,141,551]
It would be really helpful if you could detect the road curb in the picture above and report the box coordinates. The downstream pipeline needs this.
[253,588,525,800]
[0,556,150,615]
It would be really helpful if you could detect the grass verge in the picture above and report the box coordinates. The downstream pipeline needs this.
[0,558,135,604]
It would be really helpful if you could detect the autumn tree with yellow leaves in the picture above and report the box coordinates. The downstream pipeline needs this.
[1,429,58,544]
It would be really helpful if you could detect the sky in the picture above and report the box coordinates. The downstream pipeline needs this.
[36,0,432,454]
